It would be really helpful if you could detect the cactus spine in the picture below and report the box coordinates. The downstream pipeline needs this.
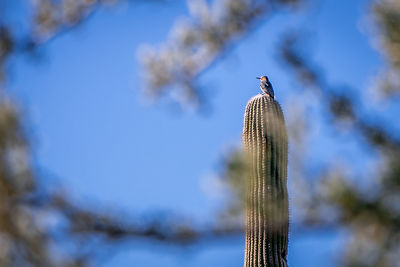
[242,94,289,267]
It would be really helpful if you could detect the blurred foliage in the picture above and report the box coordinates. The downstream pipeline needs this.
[0,0,121,83]
[0,26,14,82]
[0,97,232,266]
[0,98,244,265]
[276,1,400,265]
[140,0,304,107]
[371,0,400,98]
[217,150,247,227]
[32,0,119,41]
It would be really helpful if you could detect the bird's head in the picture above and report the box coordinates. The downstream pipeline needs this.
[256,76,268,82]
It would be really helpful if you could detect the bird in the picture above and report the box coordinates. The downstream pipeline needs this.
[256,75,274,99]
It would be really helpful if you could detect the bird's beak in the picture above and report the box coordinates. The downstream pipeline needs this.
[256,77,260,79]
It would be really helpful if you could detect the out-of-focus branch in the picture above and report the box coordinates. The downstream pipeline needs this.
[31,0,123,44]
[0,94,247,265]
[276,1,400,263]
[0,0,121,86]
[370,0,400,98]
[140,0,304,107]
[0,97,245,266]
[280,31,400,152]
[0,27,14,82]
[44,192,243,245]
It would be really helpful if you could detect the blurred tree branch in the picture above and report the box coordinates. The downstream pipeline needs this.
[372,0,400,98]
[274,1,400,264]
[140,0,304,107]
[0,98,243,265]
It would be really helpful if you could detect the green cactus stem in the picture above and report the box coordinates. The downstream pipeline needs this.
[242,94,289,267]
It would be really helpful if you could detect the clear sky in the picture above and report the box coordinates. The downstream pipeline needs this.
[6,0,380,266]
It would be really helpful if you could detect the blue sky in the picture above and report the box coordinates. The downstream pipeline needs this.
[6,0,381,266]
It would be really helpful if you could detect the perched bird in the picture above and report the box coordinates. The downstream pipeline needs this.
[256,75,274,99]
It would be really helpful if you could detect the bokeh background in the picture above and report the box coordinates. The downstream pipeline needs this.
[1,0,399,266]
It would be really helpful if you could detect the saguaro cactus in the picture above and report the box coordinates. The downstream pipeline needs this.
[242,94,289,267]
